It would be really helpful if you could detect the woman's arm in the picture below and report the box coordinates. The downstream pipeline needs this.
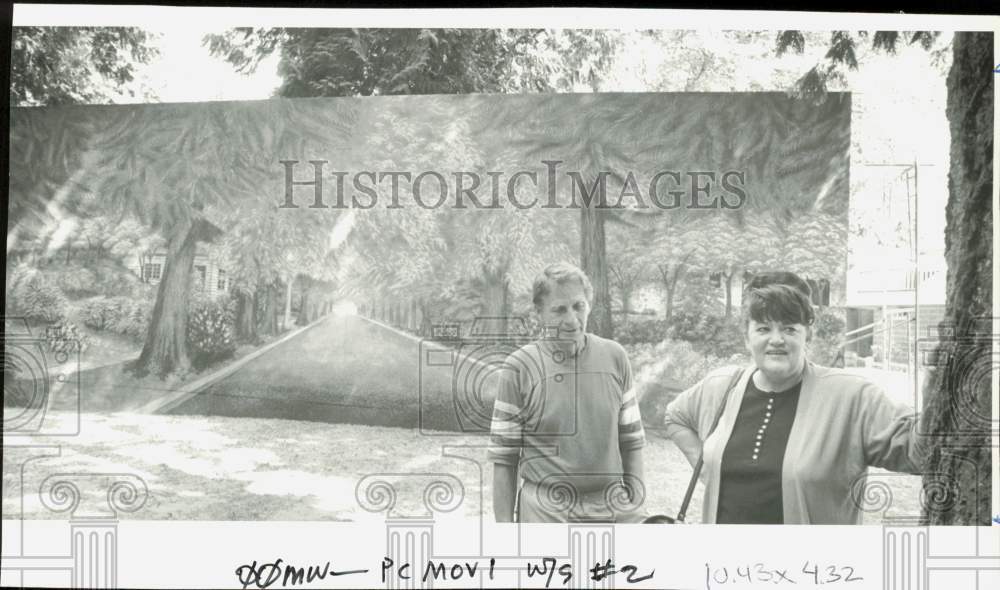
[860,383,926,473]
[666,426,704,468]
[663,380,707,467]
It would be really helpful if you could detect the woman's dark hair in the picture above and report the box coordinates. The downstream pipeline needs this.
[742,271,815,327]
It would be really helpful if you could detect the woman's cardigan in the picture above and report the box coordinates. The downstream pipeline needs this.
[662,361,924,524]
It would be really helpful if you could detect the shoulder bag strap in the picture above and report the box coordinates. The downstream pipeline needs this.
[675,367,746,523]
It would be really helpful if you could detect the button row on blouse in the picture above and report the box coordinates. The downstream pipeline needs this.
[752,397,775,461]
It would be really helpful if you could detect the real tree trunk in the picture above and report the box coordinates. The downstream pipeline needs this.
[921,32,993,526]
[133,219,203,376]
[581,204,612,338]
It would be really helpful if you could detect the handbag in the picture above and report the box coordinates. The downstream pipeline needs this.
[642,367,746,524]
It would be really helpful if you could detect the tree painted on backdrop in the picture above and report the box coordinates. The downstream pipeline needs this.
[775,213,848,301]
[206,28,617,334]
[639,210,718,322]
[607,230,648,322]
[337,101,573,333]
[696,212,782,318]
[775,29,993,526]
[475,91,848,336]
[9,100,357,375]
[220,200,336,340]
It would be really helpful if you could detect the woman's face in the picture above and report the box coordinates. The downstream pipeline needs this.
[746,319,809,385]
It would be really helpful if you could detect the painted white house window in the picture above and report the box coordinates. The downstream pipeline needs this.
[195,265,207,290]
[217,269,227,291]
[144,263,162,282]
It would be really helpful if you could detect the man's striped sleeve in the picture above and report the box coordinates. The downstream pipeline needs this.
[488,364,523,465]
[618,358,646,451]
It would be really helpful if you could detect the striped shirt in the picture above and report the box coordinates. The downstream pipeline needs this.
[488,334,646,493]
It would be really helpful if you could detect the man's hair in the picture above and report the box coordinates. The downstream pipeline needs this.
[532,262,594,310]
[742,271,815,327]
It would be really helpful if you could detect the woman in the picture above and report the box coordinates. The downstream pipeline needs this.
[663,271,924,524]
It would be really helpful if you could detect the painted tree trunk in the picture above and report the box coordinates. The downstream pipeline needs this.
[134,219,201,376]
[664,272,680,322]
[921,32,993,526]
[259,284,279,336]
[723,271,735,318]
[283,277,293,330]
[419,300,433,337]
[297,278,326,325]
[297,277,313,326]
[620,286,633,325]
[236,289,258,342]
[482,270,510,335]
[581,204,612,337]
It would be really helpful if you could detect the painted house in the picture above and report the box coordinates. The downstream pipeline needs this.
[128,245,230,299]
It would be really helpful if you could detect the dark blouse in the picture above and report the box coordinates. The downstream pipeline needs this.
[716,374,801,524]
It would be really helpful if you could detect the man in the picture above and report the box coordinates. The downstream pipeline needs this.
[488,262,646,522]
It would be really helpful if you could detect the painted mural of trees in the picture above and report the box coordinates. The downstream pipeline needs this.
[633,210,707,321]
[9,99,357,375]
[775,213,848,300]
[205,28,620,336]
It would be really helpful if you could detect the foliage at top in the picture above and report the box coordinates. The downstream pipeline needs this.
[11,27,158,106]
[203,28,622,97]
[775,30,944,100]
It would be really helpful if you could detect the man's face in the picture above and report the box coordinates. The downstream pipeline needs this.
[745,319,809,386]
[539,280,590,350]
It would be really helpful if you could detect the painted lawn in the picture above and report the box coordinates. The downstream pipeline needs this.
[3,411,921,523]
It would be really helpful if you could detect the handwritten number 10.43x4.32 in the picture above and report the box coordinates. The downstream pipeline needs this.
[705,562,863,588]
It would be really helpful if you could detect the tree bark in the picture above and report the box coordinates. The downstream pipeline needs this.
[297,276,313,326]
[482,269,511,335]
[418,300,433,337]
[723,270,735,319]
[133,219,202,376]
[921,32,993,526]
[235,288,258,342]
[581,203,612,337]
[296,278,328,325]
[283,276,294,330]
[259,283,279,336]
[665,270,682,322]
